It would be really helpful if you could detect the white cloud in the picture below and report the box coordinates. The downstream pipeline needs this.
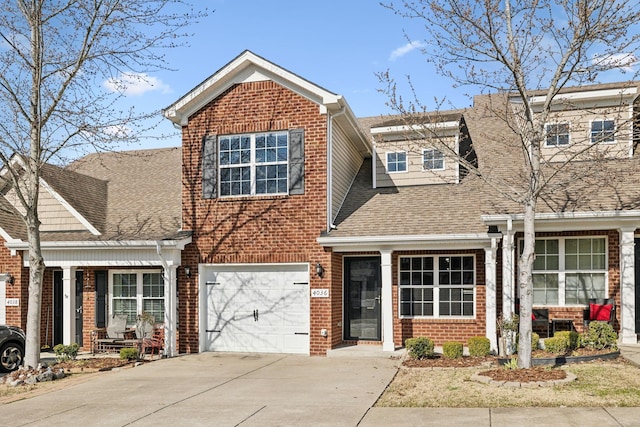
[389,41,425,61]
[103,72,172,96]
[592,52,637,72]
[103,124,132,139]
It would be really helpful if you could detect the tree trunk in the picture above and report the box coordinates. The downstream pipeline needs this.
[24,209,44,369]
[517,198,536,368]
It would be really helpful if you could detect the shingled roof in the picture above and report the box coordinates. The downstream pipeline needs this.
[67,147,183,241]
[331,86,640,239]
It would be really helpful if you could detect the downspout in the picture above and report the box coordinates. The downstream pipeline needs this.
[327,105,346,231]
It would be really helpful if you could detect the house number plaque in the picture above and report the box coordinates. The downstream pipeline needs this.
[5,298,19,306]
[311,289,329,298]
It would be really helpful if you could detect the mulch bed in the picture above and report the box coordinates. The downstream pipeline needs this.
[402,349,620,383]
[53,358,134,372]
[402,355,497,368]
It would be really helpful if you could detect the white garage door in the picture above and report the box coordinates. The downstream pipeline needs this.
[201,264,310,354]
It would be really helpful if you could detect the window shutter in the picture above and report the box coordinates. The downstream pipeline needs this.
[95,270,107,328]
[202,134,217,199]
[289,128,304,195]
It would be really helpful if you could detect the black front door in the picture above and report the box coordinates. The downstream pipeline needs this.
[53,271,63,346]
[344,257,382,341]
[635,238,640,333]
[75,270,83,346]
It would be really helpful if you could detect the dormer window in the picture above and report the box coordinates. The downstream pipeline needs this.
[386,151,407,173]
[545,123,570,147]
[590,119,615,144]
[422,148,444,170]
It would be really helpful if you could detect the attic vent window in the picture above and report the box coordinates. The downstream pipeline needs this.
[386,151,407,173]
[545,122,570,146]
[590,119,615,144]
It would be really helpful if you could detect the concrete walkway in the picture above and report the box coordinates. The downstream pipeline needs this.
[1,346,639,426]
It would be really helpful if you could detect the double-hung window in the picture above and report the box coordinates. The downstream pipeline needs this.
[590,119,615,144]
[219,132,288,196]
[399,255,475,317]
[526,237,607,306]
[386,151,407,173]
[422,149,444,170]
[545,123,570,146]
[111,271,164,325]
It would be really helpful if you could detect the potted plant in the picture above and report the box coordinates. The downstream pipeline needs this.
[497,314,519,357]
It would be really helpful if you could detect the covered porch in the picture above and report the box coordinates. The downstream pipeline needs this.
[6,237,190,358]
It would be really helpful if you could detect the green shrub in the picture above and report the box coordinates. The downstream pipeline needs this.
[515,332,542,350]
[53,343,80,362]
[467,336,490,357]
[120,347,139,360]
[405,337,435,360]
[532,332,540,350]
[582,321,618,350]
[544,331,579,354]
[442,341,463,359]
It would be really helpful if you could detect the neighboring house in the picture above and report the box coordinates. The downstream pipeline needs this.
[164,50,640,356]
[3,50,640,358]
[0,148,187,356]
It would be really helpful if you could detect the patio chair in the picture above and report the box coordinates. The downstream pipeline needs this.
[94,314,129,353]
[584,298,616,329]
[142,324,164,358]
[532,308,550,338]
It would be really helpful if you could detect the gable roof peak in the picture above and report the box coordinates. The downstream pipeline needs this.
[163,50,344,126]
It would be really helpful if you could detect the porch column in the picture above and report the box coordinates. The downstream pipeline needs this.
[62,266,76,345]
[485,238,499,353]
[502,225,516,319]
[163,265,178,357]
[380,249,395,352]
[619,228,636,344]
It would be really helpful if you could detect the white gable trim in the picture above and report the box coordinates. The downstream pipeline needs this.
[39,178,101,236]
[164,50,342,126]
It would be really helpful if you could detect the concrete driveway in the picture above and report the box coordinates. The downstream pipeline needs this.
[1,352,401,426]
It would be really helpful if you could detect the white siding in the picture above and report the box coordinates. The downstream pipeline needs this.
[331,122,365,222]
[4,185,85,232]
[537,105,633,162]
[374,135,459,187]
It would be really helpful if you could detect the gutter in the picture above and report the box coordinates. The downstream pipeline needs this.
[482,210,640,232]
[317,233,495,251]
[5,236,193,251]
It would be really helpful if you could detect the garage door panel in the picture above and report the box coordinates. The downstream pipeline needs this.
[203,264,309,354]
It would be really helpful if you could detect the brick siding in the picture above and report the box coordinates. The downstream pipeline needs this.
[180,81,331,355]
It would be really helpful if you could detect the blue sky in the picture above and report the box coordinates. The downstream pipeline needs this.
[118,1,465,150]
[115,1,638,151]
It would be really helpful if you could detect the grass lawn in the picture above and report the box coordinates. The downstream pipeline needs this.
[376,359,640,407]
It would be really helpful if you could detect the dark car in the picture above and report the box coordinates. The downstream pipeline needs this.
[0,325,25,372]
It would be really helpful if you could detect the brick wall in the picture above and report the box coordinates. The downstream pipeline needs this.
[393,249,487,347]
[180,81,331,355]
[514,230,620,334]
[0,238,25,327]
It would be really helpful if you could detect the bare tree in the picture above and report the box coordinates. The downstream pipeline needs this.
[381,0,640,367]
[0,0,207,369]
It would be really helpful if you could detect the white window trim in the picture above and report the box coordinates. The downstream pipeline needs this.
[218,132,289,197]
[385,151,408,174]
[398,255,476,319]
[523,236,608,307]
[109,269,164,324]
[422,148,445,171]
[589,119,616,145]
[544,122,571,148]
